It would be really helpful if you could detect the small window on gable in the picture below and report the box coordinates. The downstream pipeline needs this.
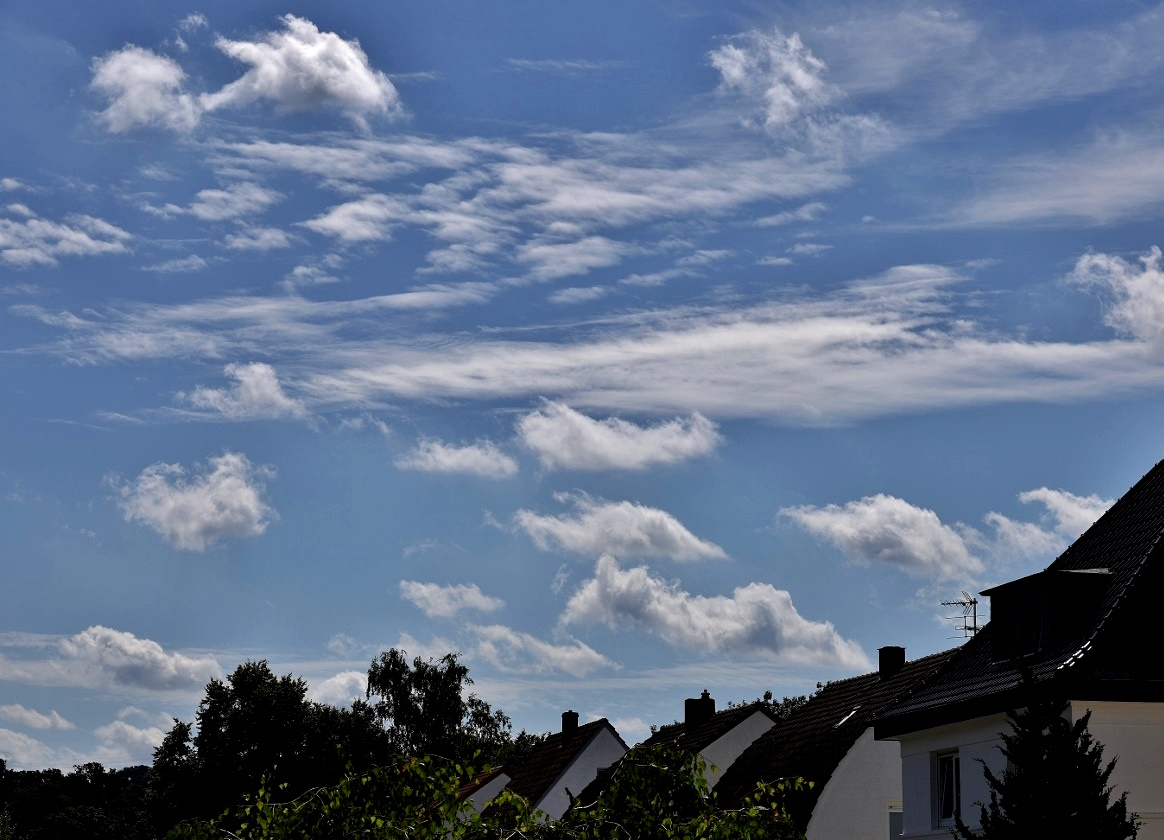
[934,751,960,828]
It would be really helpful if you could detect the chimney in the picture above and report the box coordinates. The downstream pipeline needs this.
[562,709,579,741]
[684,690,716,728]
[878,646,906,680]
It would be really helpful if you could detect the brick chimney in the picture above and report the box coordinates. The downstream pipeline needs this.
[562,709,579,740]
[878,646,906,680]
[684,690,715,728]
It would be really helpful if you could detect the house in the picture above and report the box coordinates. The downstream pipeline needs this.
[875,458,1164,839]
[501,711,628,820]
[637,691,779,789]
[714,646,954,840]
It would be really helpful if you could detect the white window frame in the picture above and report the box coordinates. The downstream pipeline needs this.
[933,750,961,828]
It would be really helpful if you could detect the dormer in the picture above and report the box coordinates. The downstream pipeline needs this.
[981,568,1111,661]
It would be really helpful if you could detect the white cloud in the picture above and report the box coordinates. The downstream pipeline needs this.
[91,46,200,133]
[183,362,306,420]
[781,494,983,582]
[548,286,610,305]
[326,633,361,658]
[399,581,505,619]
[756,201,826,227]
[0,208,130,268]
[1017,487,1112,538]
[1070,246,1164,345]
[114,451,276,550]
[517,236,637,281]
[709,28,836,130]
[758,256,793,266]
[517,402,721,471]
[200,15,402,127]
[0,729,51,767]
[164,182,283,222]
[504,58,629,74]
[143,255,207,273]
[302,194,406,242]
[469,624,615,677]
[225,226,294,251]
[58,625,221,690]
[513,492,726,561]
[560,555,868,668]
[94,719,167,752]
[309,670,367,707]
[787,242,831,256]
[395,438,517,479]
[0,704,74,730]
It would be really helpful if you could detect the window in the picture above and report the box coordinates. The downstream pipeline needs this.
[935,751,960,827]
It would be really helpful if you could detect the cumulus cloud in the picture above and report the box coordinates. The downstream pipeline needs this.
[90,46,200,133]
[1018,487,1112,538]
[399,581,505,619]
[782,494,983,582]
[469,624,615,677]
[200,15,402,127]
[709,28,836,129]
[1,208,130,268]
[1070,246,1164,345]
[309,670,367,707]
[517,402,721,471]
[177,182,283,222]
[183,362,306,420]
[115,451,276,550]
[94,719,167,752]
[560,555,868,667]
[58,625,221,690]
[395,439,517,479]
[0,729,51,767]
[225,226,294,251]
[0,704,74,730]
[513,492,726,561]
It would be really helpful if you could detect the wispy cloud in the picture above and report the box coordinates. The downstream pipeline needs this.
[180,362,307,421]
[469,624,615,677]
[399,581,505,619]
[1,207,130,268]
[395,439,518,478]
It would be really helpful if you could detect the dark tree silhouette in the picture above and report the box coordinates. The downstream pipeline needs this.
[953,697,1139,839]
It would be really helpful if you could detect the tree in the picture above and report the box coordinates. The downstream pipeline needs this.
[365,649,511,762]
[953,697,1140,839]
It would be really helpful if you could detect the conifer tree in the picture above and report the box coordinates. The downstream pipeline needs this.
[953,697,1139,839]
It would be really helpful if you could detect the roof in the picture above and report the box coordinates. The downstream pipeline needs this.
[639,702,776,754]
[505,719,626,807]
[714,649,955,813]
[459,766,508,799]
[878,458,1164,738]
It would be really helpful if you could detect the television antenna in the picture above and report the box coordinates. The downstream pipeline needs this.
[941,591,979,638]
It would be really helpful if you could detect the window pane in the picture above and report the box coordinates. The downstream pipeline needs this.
[938,753,960,823]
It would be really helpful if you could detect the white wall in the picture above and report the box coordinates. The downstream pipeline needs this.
[700,710,775,789]
[1071,700,1164,840]
[806,727,903,840]
[536,726,627,820]
[465,771,511,813]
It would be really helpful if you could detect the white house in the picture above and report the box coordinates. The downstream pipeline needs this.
[715,647,954,840]
[876,458,1164,839]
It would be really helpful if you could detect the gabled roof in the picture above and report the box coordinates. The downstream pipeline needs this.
[878,458,1164,738]
[505,719,626,807]
[459,766,508,799]
[714,649,955,810]
[639,702,776,755]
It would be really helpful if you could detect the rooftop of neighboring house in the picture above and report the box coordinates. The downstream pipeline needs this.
[639,695,777,755]
[505,715,627,807]
[878,457,1164,738]
[714,647,955,811]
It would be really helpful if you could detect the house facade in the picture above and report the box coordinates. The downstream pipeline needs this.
[876,459,1164,839]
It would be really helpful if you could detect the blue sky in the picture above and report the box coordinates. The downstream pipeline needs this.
[3,0,1164,769]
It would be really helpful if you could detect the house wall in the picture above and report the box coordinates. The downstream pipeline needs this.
[1070,700,1164,840]
[805,727,903,840]
[465,772,511,813]
[893,714,1008,840]
[536,726,627,820]
[700,710,775,789]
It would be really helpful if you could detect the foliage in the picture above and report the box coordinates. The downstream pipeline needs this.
[726,690,810,722]
[953,697,1140,840]
[0,761,152,840]
[366,649,512,762]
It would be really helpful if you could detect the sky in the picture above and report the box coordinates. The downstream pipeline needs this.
[3,0,1164,770]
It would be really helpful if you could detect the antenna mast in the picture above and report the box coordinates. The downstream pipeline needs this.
[941,591,979,638]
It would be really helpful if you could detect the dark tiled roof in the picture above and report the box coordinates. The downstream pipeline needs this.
[878,459,1164,737]
[714,649,955,812]
[459,766,508,799]
[506,719,625,806]
[639,702,776,754]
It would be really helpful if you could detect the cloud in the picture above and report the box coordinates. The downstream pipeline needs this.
[200,15,402,127]
[57,625,221,690]
[1070,246,1164,344]
[469,624,615,677]
[143,255,207,273]
[94,719,167,752]
[517,402,721,471]
[225,226,294,251]
[504,58,629,74]
[781,494,983,582]
[0,729,51,767]
[90,46,200,133]
[160,182,283,222]
[395,439,517,478]
[517,236,638,281]
[1017,487,1112,538]
[709,28,836,130]
[301,194,406,242]
[561,555,868,667]
[548,286,610,305]
[756,201,826,227]
[513,492,726,561]
[0,208,130,268]
[0,705,74,730]
[309,670,367,706]
[787,242,831,256]
[182,362,306,420]
[114,452,276,550]
[399,581,505,619]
